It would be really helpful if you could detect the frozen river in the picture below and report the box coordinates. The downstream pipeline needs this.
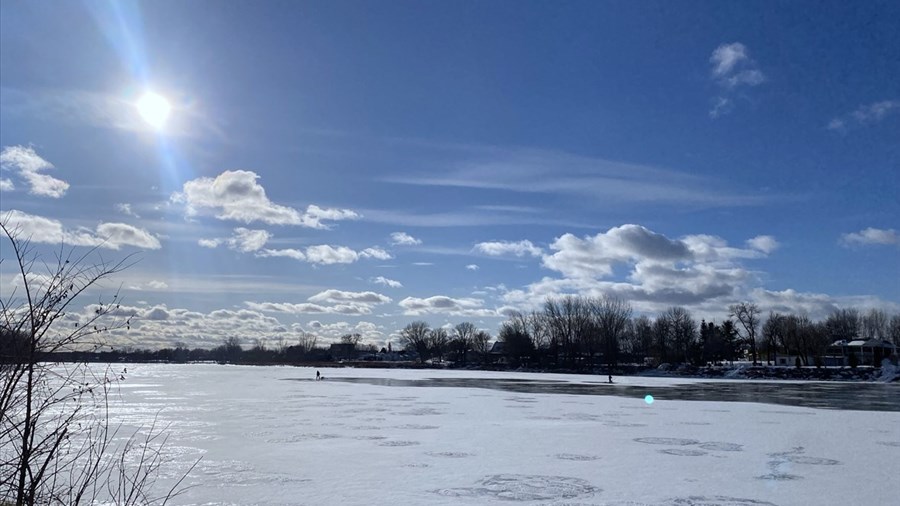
[106,364,899,505]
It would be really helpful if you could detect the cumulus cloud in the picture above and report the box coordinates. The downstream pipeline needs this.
[246,290,392,317]
[828,100,900,131]
[372,276,403,288]
[308,289,392,305]
[389,232,422,246]
[0,145,69,198]
[543,225,690,278]
[466,264,480,271]
[198,238,222,248]
[305,245,362,265]
[228,228,271,252]
[172,170,358,227]
[360,247,393,260]
[840,227,899,247]
[708,42,766,118]
[259,244,391,265]
[2,210,161,250]
[498,224,784,315]
[0,178,14,191]
[257,248,306,261]
[746,235,780,254]
[399,296,496,317]
[475,240,543,257]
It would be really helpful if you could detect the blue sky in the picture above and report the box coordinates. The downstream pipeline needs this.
[1,0,898,349]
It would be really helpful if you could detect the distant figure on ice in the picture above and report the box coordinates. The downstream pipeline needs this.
[608,374,613,384]
[316,370,321,381]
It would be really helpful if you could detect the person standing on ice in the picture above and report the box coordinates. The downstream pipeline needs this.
[316,370,321,381]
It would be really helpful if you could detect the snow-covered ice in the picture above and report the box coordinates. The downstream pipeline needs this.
[106,364,900,505]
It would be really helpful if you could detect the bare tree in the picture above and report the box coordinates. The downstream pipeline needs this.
[472,330,492,364]
[296,332,318,355]
[340,333,363,348]
[660,307,697,364]
[1,220,192,504]
[860,308,889,340]
[824,308,860,342]
[399,321,430,362]
[890,314,900,348]
[451,322,476,364]
[428,328,449,362]
[729,302,761,365]
[591,296,632,370]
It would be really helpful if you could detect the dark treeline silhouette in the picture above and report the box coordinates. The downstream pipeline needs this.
[7,298,898,372]
[483,297,898,371]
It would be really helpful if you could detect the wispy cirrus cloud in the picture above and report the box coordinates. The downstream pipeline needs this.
[386,148,774,210]
[0,145,69,198]
[828,100,900,131]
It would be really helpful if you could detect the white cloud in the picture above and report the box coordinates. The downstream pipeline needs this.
[116,203,140,218]
[360,247,393,260]
[746,235,779,254]
[246,290,391,319]
[305,245,361,265]
[227,228,271,253]
[543,225,690,279]
[840,227,899,247]
[308,289,392,305]
[0,178,14,191]
[389,232,422,246]
[172,170,358,227]
[259,244,390,265]
[466,264,480,271]
[198,238,222,248]
[257,248,306,261]
[0,145,69,198]
[475,240,543,258]
[499,224,784,315]
[372,276,403,288]
[710,43,748,77]
[399,296,496,317]
[708,42,766,118]
[828,100,900,131]
[1,210,160,250]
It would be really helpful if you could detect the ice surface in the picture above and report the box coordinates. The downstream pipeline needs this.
[102,364,899,505]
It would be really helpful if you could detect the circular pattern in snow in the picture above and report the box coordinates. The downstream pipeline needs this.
[378,440,420,447]
[426,451,475,458]
[395,423,440,430]
[698,442,743,452]
[783,455,840,466]
[433,474,600,501]
[659,448,708,457]
[876,441,900,447]
[756,473,802,481]
[554,453,601,461]
[608,496,779,505]
[634,437,700,446]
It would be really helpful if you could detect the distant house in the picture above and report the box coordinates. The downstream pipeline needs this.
[329,343,356,361]
[825,339,896,366]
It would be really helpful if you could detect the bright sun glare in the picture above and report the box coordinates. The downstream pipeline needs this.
[136,92,171,129]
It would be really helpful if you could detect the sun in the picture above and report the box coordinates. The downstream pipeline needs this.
[136,92,171,129]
